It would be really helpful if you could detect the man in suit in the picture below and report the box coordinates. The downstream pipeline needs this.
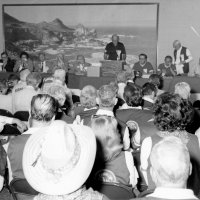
[173,40,193,74]
[0,51,15,72]
[34,52,53,73]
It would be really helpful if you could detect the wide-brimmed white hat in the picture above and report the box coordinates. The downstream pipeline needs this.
[22,120,96,195]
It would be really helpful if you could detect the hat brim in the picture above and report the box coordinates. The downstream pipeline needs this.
[22,124,96,195]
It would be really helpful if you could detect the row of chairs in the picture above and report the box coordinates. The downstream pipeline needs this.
[9,178,154,200]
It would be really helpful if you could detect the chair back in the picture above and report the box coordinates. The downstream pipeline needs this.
[0,109,13,118]
[94,181,135,200]
[14,111,29,122]
[9,178,38,200]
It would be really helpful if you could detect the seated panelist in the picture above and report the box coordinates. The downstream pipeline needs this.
[13,51,34,72]
[133,54,154,77]
[157,55,176,77]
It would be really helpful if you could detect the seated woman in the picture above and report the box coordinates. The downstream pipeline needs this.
[140,92,200,195]
[13,51,34,72]
[74,85,98,126]
[89,115,138,188]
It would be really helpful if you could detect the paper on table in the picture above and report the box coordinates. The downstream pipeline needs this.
[176,64,184,74]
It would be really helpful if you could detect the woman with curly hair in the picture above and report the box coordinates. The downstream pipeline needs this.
[140,92,200,195]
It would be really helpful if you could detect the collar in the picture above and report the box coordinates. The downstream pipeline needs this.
[84,107,98,111]
[140,62,147,67]
[22,127,41,135]
[96,109,114,117]
[177,46,182,53]
[149,187,197,199]
[121,103,142,110]
[143,96,154,103]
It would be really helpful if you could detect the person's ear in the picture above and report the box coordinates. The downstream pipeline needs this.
[96,97,100,105]
[189,162,192,176]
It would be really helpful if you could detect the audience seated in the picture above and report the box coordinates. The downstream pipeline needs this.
[74,85,98,125]
[140,93,200,195]
[133,54,154,77]
[148,74,164,96]
[7,74,20,93]
[157,55,176,77]
[7,94,57,181]
[142,82,157,111]
[0,142,7,191]
[45,84,74,123]
[0,80,12,113]
[132,136,197,200]
[13,51,34,72]
[22,120,108,200]
[0,51,15,72]
[89,115,138,187]
[116,84,155,150]
[12,72,42,113]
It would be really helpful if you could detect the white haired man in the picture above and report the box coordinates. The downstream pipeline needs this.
[133,136,197,200]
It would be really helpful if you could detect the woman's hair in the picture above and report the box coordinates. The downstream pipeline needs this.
[123,84,142,107]
[174,82,191,100]
[20,51,29,59]
[153,92,193,132]
[90,115,123,162]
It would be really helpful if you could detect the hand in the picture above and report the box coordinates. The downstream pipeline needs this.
[180,60,185,65]
[73,115,84,125]
[126,120,138,132]
[12,118,27,133]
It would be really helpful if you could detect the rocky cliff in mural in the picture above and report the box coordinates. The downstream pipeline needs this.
[4,12,102,53]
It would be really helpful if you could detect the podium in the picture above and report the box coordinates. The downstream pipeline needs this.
[100,60,126,77]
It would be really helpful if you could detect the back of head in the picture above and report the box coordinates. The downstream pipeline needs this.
[153,92,193,132]
[30,94,58,123]
[174,82,191,100]
[26,72,42,89]
[53,68,66,84]
[142,82,157,96]
[123,84,142,107]
[150,136,190,188]
[116,71,127,83]
[90,115,122,161]
[80,85,97,109]
[20,69,31,82]
[149,74,161,88]
[98,85,116,108]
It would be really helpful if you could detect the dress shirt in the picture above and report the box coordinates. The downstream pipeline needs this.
[95,109,114,117]
[175,46,193,64]
[0,116,13,132]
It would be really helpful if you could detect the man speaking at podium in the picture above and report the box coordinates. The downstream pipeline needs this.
[104,34,126,61]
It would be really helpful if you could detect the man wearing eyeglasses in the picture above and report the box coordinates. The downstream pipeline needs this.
[0,52,15,72]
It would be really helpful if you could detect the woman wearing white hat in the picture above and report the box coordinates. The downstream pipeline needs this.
[23,120,109,200]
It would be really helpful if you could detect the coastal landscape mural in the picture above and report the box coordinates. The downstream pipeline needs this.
[3,3,158,67]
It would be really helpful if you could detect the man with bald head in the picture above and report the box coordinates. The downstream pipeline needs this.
[134,136,197,200]
[173,40,193,74]
[104,34,126,60]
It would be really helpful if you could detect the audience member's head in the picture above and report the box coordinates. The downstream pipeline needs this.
[149,74,161,89]
[109,81,118,95]
[91,115,123,161]
[97,85,117,110]
[26,72,42,90]
[164,55,173,67]
[139,53,147,65]
[116,71,127,84]
[153,92,193,132]
[29,94,58,127]
[19,69,31,82]
[1,51,8,62]
[0,80,8,94]
[123,84,142,107]
[142,82,157,99]
[126,71,135,82]
[174,82,191,100]
[173,40,181,51]
[53,68,66,85]
[112,34,119,46]
[8,74,20,88]
[80,85,97,109]
[23,120,96,197]
[150,136,191,188]
[46,84,66,107]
